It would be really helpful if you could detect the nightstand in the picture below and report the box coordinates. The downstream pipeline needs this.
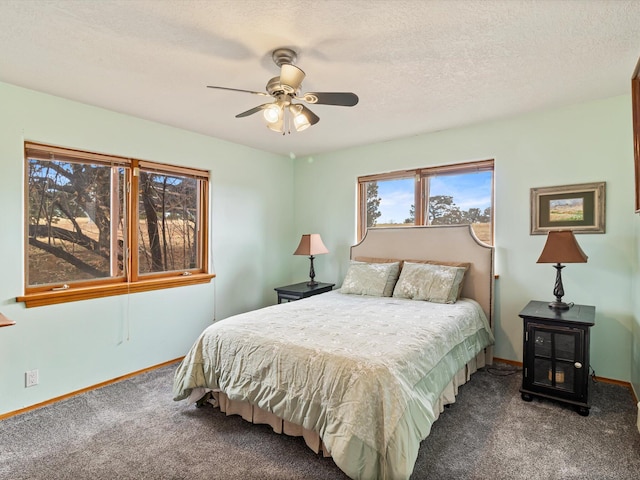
[274,282,335,304]
[519,300,595,416]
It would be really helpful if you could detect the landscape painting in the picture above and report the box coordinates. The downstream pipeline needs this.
[530,182,605,234]
[549,197,584,222]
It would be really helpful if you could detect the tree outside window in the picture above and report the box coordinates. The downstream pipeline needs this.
[359,160,494,244]
[20,143,212,307]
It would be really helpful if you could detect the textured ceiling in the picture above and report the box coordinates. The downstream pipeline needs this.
[1,0,639,157]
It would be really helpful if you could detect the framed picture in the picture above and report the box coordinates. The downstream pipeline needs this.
[632,57,640,213]
[530,182,606,235]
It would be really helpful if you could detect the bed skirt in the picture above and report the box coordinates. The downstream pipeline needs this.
[189,349,490,459]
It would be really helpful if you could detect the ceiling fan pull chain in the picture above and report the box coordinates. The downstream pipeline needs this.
[285,107,291,135]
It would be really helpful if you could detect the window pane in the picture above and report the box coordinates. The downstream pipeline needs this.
[425,170,493,243]
[138,171,200,274]
[365,178,415,228]
[26,158,126,286]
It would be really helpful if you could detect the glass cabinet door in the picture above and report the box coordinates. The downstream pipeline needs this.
[527,324,584,396]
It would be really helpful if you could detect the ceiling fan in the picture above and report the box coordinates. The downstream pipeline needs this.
[207,47,359,134]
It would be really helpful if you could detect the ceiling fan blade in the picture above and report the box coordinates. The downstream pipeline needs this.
[280,64,306,93]
[235,104,271,118]
[301,92,359,107]
[207,85,269,96]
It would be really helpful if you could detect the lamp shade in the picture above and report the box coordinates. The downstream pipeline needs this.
[294,234,329,256]
[0,312,16,327]
[536,231,588,264]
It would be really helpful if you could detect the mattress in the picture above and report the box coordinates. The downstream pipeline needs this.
[173,291,494,479]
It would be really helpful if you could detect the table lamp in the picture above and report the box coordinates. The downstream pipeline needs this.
[536,230,588,310]
[293,234,329,286]
[0,312,16,327]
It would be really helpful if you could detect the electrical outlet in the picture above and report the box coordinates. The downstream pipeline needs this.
[25,369,38,388]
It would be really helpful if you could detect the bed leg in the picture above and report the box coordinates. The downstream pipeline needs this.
[196,392,212,408]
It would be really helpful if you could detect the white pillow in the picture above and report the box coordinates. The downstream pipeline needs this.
[340,261,401,297]
[392,262,467,303]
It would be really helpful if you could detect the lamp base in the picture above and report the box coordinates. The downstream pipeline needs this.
[307,255,317,288]
[547,263,573,311]
[548,300,572,311]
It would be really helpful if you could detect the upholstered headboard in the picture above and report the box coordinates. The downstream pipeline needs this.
[350,225,494,324]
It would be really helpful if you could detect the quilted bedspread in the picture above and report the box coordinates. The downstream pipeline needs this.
[173,291,494,480]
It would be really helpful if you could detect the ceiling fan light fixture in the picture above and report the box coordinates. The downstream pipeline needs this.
[290,104,311,131]
[294,114,310,131]
[208,47,357,133]
[263,104,282,123]
[266,116,284,133]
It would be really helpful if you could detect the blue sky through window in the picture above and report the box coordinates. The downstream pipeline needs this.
[376,171,492,224]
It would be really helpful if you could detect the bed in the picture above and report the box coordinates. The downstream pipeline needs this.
[173,225,494,480]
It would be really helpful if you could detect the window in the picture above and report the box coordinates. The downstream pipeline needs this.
[358,160,494,244]
[19,142,212,307]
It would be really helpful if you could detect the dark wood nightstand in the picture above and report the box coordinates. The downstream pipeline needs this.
[274,282,335,304]
[519,300,595,416]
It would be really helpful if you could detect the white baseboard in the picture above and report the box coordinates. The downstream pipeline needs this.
[637,402,640,434]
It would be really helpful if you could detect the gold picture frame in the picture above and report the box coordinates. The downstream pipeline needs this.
[530,182,606,235]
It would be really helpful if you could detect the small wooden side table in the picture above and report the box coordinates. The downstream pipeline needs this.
[274,282,335,304]
[519,300,595,416]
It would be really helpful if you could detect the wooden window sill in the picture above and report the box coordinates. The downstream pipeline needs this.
[17,273,215,308]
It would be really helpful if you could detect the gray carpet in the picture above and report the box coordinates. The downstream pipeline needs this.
[1,363,638,480]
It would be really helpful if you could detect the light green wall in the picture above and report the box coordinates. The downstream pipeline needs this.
[2,80,637,417]
[0,82,293,416]
[294,95,636,383]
